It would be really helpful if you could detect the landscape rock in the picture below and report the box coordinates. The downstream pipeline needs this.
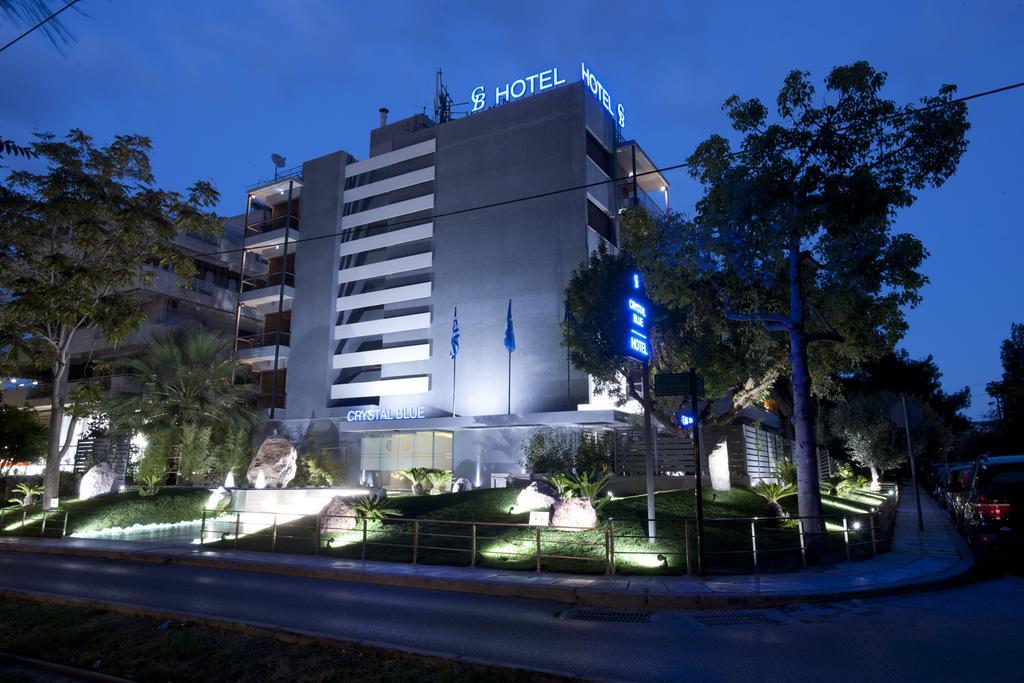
[550,497,598,529]
[319,496,358,534]
[79,462,116,500]
[246,434,297,488]
[205,486,231,510]
[515,480,559,511]
[451,477,471,493]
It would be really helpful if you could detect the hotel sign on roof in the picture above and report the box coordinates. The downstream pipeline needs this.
[470,61,626,128]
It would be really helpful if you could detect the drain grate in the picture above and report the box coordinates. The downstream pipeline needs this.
[693,611,774,626]
[563,607,651,623]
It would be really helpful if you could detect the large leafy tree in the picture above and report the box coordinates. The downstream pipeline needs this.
[0,404,48,490]
[0,130,221,507]
[628,62,969,536]
[986,322,1024,451]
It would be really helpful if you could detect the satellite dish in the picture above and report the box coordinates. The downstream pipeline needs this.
[271,153,286,168]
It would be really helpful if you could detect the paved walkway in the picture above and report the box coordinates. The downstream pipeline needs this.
[0,491,972,610]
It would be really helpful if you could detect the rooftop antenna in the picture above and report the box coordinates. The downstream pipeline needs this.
[434,68,453,123]
[271,153,286,180]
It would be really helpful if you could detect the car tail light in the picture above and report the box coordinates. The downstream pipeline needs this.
[975,498,1011,521]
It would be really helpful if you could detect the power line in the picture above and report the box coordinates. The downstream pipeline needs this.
[0,0,80,54]
[194,77,1024,260]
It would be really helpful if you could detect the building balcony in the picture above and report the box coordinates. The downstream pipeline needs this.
[235,332,290,370]
[238,272,295,310]
[243,224,300,257]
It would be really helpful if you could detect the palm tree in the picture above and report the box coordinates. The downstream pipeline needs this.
[106,328,257,435]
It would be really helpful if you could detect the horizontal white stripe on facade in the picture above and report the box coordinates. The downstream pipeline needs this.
[344,139,436,179]
[337,252,432,284]
[340,195,434,231]
[336,282,432,311]
[330,376,430,400]
[343,167,435,203]
[335,312,431,340]
[332,343,431,370]
[338,223,433,257]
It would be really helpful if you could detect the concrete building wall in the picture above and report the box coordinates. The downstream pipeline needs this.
[284,150,349,420]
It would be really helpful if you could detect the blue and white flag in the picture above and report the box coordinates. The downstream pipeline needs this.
[503,299,516,353]
[449,308,460,359]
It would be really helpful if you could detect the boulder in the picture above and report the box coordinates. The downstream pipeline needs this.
[319,496,359,534]
[79,462,116,500]
[246,434,297,488]
[451,477,471,493]
[205,486,231,510]
[514,480,559,512]
[550,497,598,529]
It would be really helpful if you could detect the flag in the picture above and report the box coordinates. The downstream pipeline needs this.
[449,308,460,359]
[503,299,516,353]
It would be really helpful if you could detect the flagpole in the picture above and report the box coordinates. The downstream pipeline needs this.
[507,349,511,415]
[452,354,457,417]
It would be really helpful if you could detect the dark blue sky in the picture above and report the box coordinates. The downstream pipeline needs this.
[2,1,1021,418]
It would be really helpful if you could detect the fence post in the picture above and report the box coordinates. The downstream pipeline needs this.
[412,520,419,564]
[797,519,808,569]
[470,524,477,568]
[608,519,616,575]
[233,512,241,550]
[869,512,878,555]
[684,519,692,575]
[314,512,321,556]
[361,518,368,561]
[199,509,206,546]
[535,526,542,572]
[61,511,69,539]
[40,511,47,537]
[0,508,6,533]
[21,509,27,532]
[842,517,851,561]
[750,519,758,572]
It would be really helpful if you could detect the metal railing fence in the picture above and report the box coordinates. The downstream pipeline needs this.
[0,508,69,538]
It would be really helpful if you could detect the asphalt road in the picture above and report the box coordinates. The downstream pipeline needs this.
[0,550,1020,682]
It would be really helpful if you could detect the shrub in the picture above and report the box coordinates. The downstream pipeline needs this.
[426,470,452,495]
[8,483,43,507]
[294,448,347,487]
[137,473,164,497]
[753,480,795,518]
[773,459,798,486]
[351,496,401,521]
[520,428,613,475]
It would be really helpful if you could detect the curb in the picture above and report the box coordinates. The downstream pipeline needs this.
[0,538,974,611]
[0,587,593,683]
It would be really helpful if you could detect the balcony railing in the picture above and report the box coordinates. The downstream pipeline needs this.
[241,271,295,292]
[246,215,300,237]
[617,181,666,217]
[256,393,287,410]
[236,331,291,349]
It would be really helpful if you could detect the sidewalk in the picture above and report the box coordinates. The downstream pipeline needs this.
[0,491,973,610]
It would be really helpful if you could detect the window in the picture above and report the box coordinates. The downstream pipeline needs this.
[587,199,615,245]
[586,132,612,176]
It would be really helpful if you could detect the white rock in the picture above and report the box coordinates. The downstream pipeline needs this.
[79,462,116,500]
[247,434,297,488]
[224,472,235,488]
[206,486,230,510]
[515,480,559,511]
[319,496,359,534]
[451,477,471,493]
[550,497,598,529]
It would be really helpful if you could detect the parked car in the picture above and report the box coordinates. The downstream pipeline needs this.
[960,455,1024,563]
[943,464,974,520]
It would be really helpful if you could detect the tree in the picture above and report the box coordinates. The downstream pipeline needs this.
[635,62,968,536]
[0,404,48,491]
[564,244,783,424]
[986,322,1024,451]
[0,130,221,507]
[105,328,256,436]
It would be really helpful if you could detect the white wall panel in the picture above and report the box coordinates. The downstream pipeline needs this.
[330,376,430,400]
[332,343,430,369]
[343,167,435,203]
[344,139,436,178]
[335,313,431,340]
[338,223,432,257]
[337,252,432,284]
[341,195,434,231]
[336,282,431,311]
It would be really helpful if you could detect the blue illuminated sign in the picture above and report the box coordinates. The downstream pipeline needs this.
[624,272,649,362]
[470,61,626,128]
[675,412,695,428]
[346,407,426,422]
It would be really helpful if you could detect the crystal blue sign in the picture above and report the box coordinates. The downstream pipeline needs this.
[624,272,650,362]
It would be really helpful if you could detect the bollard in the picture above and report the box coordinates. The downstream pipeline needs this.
[234,512,241,550]
[199,509,207,546]
[361,517,368,560]
[535,526,542,572]
[412,520,419,564]
[797,519,808,568]
[40,511,47,537]
[61,511,69,538]
[271,516,279,553]
[470,524,477,567]
[684,520,692,575]
[750,520,759,572]
[869,512,878,555]
[842,517,851,561]
[608,519,617,575]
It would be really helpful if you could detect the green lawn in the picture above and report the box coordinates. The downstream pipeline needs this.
[207,485,891,576]
[0,595,560,682]
[0,488,212,537]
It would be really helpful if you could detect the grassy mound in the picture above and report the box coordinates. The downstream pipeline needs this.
[1,488,212,537]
